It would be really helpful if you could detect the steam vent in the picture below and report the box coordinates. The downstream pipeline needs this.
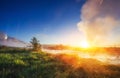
[0,32,27,47]
[0,32,8,40]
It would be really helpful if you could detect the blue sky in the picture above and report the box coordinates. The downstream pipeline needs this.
[0,0,120,47]
[0,0,86,45]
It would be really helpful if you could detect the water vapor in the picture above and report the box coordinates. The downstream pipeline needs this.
[78,0,120,46]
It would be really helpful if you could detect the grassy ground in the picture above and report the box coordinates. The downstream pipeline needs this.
[0,47,120,78]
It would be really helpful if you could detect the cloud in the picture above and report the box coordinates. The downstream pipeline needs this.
[77,0,120,46]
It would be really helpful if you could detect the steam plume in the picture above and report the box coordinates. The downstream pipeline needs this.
[78,0,120,46]
[0,32,8,40]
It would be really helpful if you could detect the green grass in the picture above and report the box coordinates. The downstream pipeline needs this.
[0,47,120,78]
[0,47,70,78]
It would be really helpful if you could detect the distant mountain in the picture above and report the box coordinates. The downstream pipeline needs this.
[0,32,28,47]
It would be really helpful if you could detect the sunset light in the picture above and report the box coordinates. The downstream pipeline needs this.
[0,0,120,78]
[80,41,90,48]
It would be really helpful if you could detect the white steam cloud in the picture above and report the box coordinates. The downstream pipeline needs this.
[78,0,120,46]
[0,32,8,40]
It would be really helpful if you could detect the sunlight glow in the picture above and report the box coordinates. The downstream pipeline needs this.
[80,41,90,48]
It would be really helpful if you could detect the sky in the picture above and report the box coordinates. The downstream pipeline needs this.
[0,0,86,45]
[0,0,120,47]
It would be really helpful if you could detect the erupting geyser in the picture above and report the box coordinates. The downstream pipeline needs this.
[77,0,120,47]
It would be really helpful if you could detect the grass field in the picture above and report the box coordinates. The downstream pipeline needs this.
[0,47,120,78]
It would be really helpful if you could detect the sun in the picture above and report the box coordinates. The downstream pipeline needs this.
[80,41,90,48]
